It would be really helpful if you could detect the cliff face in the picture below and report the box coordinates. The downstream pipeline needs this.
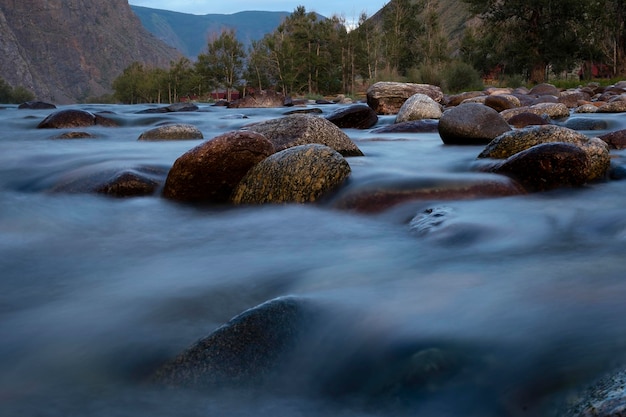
[0,0,181,103]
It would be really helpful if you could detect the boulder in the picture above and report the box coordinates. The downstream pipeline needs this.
[138,123,204,141]
[50,166,166,196]
[560,118,608,131]
[18,101,56,110]
[529,83,560,96]
[446,91,485,107]
[162,130,275,203]
[575,104,599,114]
[438,103,512,145]
[330,173,524,214]
[37,109,117,128]
[484,94,521,112]
[95,170,160,197]
[478,125,610,181]
[490,142,590,192]
[559,90,591,108]
[326,103,378,129]
[371,119,439,134]
[366,82,443,115]
[599,129,626,150]
[395,93,442,123]
[506,112,550,128]
[232,144,351,204]
[136,102,200,114]
[228,90,287,108]
[53,131,97,139]
[597,100,626,113]
[562,368,626,417]
[243,114,364,156]
[501,102,570,121]
[153,296,315,388]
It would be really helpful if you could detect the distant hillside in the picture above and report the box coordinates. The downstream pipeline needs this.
[131,6,291,58]
[0,0,180,104]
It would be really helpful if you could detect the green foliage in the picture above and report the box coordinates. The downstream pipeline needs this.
[0,77,35,104]
[407,64,443,86]
[442,60,483,92]
[460,0,626,83]
[196,29,245,101]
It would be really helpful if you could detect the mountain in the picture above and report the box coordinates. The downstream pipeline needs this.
[130,6,291,58]
[0,0,181,104]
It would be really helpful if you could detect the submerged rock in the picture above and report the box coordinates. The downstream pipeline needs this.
[506,112,551,128]
[326,103,378,129]
[232,144,351,205]
[51,166,166,196]
[95,170,160,197]
[438,103,512,145]
[138,123,204,141]
[162,130,275,203]
[243,114,364,156]
[152,296,315,388]
[37,109,117,128]
[18,101,56,110]
[371,119,439,134]
[330,173,524,214]
[501,103,570,121]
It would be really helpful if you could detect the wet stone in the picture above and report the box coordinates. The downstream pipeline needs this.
[232,144,351,205]
[243,114,364,157]
[326,103,378,129]
[162,130,275,203]
[366,82,443,115]
[507,112,551,128]
[37,109,117,128]
[599,129,626,150]
[491,142,590,192]
[138,123,203,141]
[371,119,439,134]
[438,103,512,145]
[395,93,442,123]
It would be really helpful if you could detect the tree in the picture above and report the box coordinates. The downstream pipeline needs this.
[196,29,245,101]
[0,77,35,104]
[461,0,602,83]
[382,0,425,75]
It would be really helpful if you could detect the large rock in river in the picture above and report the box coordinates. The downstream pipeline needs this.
[325,103,378,129]
[366,82,443,115]
[162,131,275,203]
[138,123,204,141]
[438,103,512,145]
[490,142,590,192]
[232,144,351,205]
[243,114,364,156]
[395,93,442,123]
[478,125,610,181]
[37,109,118,128]
[153,296,315,388]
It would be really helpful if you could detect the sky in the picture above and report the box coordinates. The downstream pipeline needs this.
[128,0,388,21]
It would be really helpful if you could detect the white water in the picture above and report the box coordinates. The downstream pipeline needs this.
[1,103,626,416]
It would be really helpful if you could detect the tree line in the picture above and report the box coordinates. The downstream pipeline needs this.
[113,0,626,104]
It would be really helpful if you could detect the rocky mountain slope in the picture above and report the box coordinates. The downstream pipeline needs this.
[0,0,180,104]
[131,6,290,58]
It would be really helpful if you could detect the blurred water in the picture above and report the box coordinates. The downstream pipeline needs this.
[1,103,626,416]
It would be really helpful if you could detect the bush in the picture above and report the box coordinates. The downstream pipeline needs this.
[0,77,35,104]
[442,61,484,93]
[407,64,443,86]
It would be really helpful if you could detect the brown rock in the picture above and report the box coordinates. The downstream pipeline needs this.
[529,83,560,96]
[232,144,351,205]
[162,131,275,203]
[138,123,203,141]
[37,109,117,128]
[326,103,378,129]
[484,94,521,112]
[501,102,570,121]
[330,173,524,214]
[366,82,443,115]
[446,91,485,107]
[96,170,160,197]
[228,90,287,108]
[371,119,439,134]
[491,142,590,192]
[599,129,626,149]
[507,112,550,128]
[243,114,364,157]
[438,103,512,145]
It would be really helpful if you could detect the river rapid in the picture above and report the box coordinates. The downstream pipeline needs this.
[1,103,626,416]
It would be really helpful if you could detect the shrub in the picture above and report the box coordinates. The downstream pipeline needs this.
[442,61,484,93]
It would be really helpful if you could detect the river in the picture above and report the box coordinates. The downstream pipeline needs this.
[1,102,626,416]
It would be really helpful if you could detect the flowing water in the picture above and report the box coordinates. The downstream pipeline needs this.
[1,103,626,416]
